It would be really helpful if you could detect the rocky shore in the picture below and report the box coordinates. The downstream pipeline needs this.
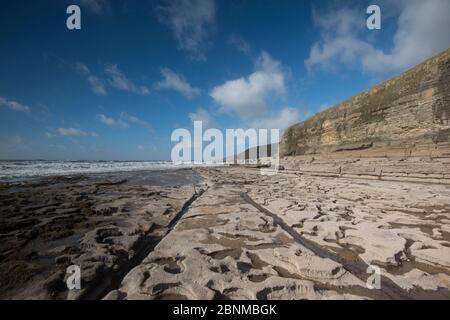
[1,164,448,300]
[107,166,450,300]
[0,169,205,299]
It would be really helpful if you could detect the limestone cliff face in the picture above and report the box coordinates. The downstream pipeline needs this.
[280,48,450,158]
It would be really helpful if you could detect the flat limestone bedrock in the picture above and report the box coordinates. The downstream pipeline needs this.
[107,167,450,300]
[280,48,450,158]
[279,156,450,185]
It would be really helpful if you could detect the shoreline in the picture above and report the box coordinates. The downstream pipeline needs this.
[0,161,209,183]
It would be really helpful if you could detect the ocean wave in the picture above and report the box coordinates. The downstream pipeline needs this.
[0,160,188,181]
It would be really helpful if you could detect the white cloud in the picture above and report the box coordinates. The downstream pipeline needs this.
[156,0,216,60]
[87,75,107,96]
[154,68,201,98]
[97,113,152,131]
[75,62,90,75]
[77,63,150,96]
[105,65,150,96]
[97,114,129,129]
[120,112,151,129]
[189,108,213,128]
[210,52,286,118]
[78,0,108,14]
[363,0,450,72]
[305,7,370,72]
[0,96,31,114]
[76,62,107,96]
[228,34,251,55]
[57,128,98,137]
[306,1,450,74]
[251,107,300,131]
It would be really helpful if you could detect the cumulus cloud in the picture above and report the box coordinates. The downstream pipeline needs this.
[0,96,31,114]
[97,114,129,129]
[189,108,213,128]
[306,0,450,74]
[156,0,216,60]
[305,7,370,72]
[363,0,450,72]
[210,52,286,118]
[251,107,300,131]
[75,62,107,96]
[105,65,150,96]
[154,68,201,98]
[57,128,98,137]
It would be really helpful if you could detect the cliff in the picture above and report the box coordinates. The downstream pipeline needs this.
[280,48,450,158]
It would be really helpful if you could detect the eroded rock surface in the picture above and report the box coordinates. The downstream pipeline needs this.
[0,170,202,299]
[109,167,450,300]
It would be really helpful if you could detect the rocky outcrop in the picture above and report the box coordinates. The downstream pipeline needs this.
[281,156,450,185]
[280,48,450,158]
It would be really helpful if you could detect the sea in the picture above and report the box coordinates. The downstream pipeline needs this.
[0,160,190,181]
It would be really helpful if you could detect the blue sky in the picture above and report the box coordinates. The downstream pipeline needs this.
[0,0,449,160]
